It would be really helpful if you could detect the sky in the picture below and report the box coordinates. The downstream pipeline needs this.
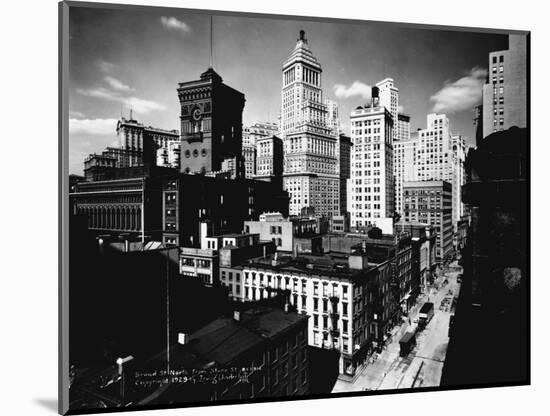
[68,5,510,175]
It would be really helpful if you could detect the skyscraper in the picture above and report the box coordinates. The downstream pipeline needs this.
[482,35,527,138]
[393,113,412,214]
[242,122,279,147]
[255,135,284,181]
[450,134,467,223]
[325,98,342,137]
[376,78,399,141]
[280,31,340,217]
[349,88,395,234]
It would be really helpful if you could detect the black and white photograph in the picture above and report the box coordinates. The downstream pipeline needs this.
[58,1,529,414]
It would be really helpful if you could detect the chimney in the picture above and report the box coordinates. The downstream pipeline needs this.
[272,252,279,267]
[178,333,188,345]
[371,86,380,107]
[233,311,241,321]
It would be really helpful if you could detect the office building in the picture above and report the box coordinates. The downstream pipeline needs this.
[161,174,290,248]
[243,122,279,147]
[349,87,395,234]
[177,67,245,176]
[156,141,181,169]
[280,30,340,217]
[450,134,467,224]
[71,166,170,241]
[376,78,399,140]
[116,115,180,167]
[393,113,415,215]
[242,144,256,179]
[339,134,352,216]
[403,180,453,262]
[482,35,528,138]
[325,98,342,136]
[255,135,284,181]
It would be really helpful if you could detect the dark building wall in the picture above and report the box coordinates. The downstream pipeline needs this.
[339,134,352,215]
[69,232,231,369]
[71,172,168,241]
[162,174,289,248]
[441,127,528,387]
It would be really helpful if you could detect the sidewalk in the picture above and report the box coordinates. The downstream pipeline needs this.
[332,270,459,393]
[333,291,430,393]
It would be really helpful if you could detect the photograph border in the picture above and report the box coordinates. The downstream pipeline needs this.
[59,1,531,414]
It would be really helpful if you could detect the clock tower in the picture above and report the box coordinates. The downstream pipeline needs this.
[177,67,246,176]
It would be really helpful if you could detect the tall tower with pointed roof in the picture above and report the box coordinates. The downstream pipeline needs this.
[280,31,340,217]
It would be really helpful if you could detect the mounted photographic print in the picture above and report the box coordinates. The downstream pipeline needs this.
[59,1,530,414]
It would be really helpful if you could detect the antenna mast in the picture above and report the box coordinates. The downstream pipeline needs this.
[209,15,213,69]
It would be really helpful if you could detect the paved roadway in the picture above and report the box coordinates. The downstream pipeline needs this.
[332,264,462,393]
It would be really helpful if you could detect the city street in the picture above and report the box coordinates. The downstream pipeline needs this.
[333,262,462,393]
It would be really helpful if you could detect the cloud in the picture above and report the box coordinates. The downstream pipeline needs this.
[69,110,85,118]
[160,16,191,33]
[430,67,487,114]
[96,59,116,73]
[122,96,166,113]
[333,81,372,100]
[76,86,165,114]
[69,118,118,136]
[104,76,134,92]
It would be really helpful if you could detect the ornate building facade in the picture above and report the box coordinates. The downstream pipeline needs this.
[280,31,339,217]
[116,116,179,167]
[177,68,246,176]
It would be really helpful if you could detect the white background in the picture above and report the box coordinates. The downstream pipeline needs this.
[0,0,546,415]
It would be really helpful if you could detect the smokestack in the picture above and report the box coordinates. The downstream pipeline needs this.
[371,86,379,107]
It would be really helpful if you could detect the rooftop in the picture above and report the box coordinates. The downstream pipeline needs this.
[244,252,383,281]
[208,232,258,239]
